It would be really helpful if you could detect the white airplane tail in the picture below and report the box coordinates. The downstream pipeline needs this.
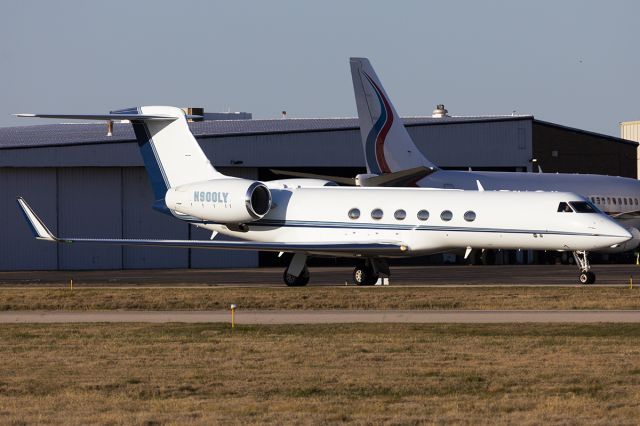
[17,106,223,207]
[117,106,223,202]
[350,57,437,174]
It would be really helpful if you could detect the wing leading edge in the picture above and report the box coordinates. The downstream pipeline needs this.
[16,198,408,256]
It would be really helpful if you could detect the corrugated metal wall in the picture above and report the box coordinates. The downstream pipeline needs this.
[199,130,363,168]
[0,168,58,270]
[58,168,123,270]
[407,120,533,169]
[122,168,189,269]
[621,121,640,142]
[620,121,640,179]
[534,123,637,177]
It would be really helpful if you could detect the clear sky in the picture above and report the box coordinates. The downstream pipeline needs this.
[2,0,638,136]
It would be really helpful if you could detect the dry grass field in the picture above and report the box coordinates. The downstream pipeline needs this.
[1,286,640,311]
[1,323,639,425]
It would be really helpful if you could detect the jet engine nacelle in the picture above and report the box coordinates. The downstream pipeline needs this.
[165,178,272,223]
[355,173,379,187]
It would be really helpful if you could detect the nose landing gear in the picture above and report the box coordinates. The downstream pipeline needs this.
[573,250,596,284]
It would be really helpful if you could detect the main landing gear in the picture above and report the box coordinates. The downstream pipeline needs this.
[282,255,391,287]
[353,259,390,286]
[573,250,596,285]
[283,253,310,287]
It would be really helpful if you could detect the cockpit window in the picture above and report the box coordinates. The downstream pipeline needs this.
[557,202,574,213]
[569,201,598,213]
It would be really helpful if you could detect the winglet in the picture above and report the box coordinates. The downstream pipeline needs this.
[476,180,485,191]
[16,198,58,242]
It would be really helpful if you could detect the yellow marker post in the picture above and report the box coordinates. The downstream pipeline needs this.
[631,277,633,290]
[230,304,237,328]
[70,279,73,290]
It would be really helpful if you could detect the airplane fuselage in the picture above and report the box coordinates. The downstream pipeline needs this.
[195,186,629,257]
[422,170,640,229]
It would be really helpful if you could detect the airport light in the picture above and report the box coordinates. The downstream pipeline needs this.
[230,304,237,328]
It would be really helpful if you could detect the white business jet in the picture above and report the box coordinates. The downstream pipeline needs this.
[16,107,630,285]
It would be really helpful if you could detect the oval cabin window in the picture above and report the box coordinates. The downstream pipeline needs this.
[394,209,406,220]
[417,210,429,221]
[371,208,384,220]
[464,211,476,222]
[348,208,360,220]
[440,210,453,221]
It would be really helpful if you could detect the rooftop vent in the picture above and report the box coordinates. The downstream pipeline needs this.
[432,104,449,118]
[182,107,204,122]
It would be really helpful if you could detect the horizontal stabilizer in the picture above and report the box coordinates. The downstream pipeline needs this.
[270,166,435,187]
[16,197,408,256]
[14,113,179,121]
[15,106,201,122]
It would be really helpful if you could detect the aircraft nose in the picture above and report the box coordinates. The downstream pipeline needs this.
[604,220,632,245]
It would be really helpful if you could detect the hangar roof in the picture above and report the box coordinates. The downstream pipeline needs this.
[0,114,634,150]
[0,115,532,149]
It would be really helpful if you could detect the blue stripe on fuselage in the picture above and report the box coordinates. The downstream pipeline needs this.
[185,217,607,238]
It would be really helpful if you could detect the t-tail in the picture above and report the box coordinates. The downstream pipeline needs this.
[15,107,273,223]
[350,57,437,174]
[16,106,223,214]
[116,106,223,212]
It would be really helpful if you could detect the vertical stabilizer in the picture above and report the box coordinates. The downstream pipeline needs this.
[350,57,437,174]
[118,106,223,201]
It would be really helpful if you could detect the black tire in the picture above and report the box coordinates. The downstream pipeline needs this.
[353,265,379,286]
[579,271,596,285]
[283,267,310,287]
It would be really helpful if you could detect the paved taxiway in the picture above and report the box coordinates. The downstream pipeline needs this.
[1,264,639,287]
[2,310,640,324]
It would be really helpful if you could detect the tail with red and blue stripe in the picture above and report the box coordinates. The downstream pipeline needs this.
[350,57,436,174]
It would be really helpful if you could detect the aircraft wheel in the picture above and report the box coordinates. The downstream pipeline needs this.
[283,267,310,287]
[353,265,378,286]
[579,271,596,285]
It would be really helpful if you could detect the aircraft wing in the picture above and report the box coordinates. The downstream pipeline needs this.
[611,210,640,219]
[362,166,436,187]
[17,198,408,256]
[269,169,357,185]
[270,166,436,187]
